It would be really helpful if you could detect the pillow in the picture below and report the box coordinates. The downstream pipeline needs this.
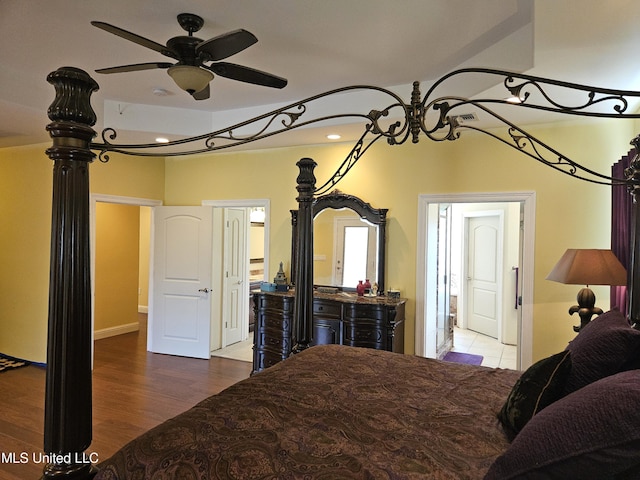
[497,350,571,440]
[564,309,640,395]
[485,370,640,480]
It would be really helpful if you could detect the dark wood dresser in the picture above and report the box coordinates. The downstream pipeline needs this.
[252,290,406,373]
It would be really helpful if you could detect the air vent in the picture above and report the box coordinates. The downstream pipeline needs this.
[456,112,478,122]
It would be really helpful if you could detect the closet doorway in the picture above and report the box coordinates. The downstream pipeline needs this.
[416,192,536,370]
[202,199,269,354]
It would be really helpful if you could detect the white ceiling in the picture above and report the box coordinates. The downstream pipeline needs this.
[2,0,640,150]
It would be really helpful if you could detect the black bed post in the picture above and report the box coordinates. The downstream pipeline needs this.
[292,158,317,353]
[626,134,640,327]
[42,67,99,480]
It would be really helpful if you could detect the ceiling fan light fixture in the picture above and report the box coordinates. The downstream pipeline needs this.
[167,65,213,94]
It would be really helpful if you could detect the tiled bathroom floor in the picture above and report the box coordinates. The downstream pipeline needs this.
[452,327,518,370]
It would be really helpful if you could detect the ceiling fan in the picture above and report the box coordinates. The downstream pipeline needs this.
[91,13,288,100]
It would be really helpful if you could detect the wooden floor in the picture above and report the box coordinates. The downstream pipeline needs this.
[0,315,252,479]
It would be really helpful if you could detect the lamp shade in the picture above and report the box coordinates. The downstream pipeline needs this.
[167,65,213,94]
[546,249,627,286]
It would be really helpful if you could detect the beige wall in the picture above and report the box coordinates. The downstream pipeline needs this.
[0,144,55,362]
[0,146,165,362]
[164,119,637,362]
[94,203,140,331]
[1,118,637,364]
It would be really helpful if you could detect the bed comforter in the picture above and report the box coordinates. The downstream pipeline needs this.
[94,345,520,480]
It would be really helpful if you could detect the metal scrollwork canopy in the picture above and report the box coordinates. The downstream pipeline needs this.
[91,67,640,192]
[42,64,640,480]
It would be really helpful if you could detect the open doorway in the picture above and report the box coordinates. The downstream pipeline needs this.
[416,192,536,370]
[203,199,270,358]
[144,200,268,361]
[452,203,520,368]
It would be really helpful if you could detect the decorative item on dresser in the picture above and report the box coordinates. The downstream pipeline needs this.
[252,290,405,373]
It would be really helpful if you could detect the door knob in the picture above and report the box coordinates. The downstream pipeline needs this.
[198,288,210,293]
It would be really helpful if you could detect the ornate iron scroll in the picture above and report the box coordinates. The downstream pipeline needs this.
[92,84,410,164]
[416,69,640,186]
[92,68,640,191]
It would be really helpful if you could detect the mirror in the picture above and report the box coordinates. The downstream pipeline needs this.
[291,191,387,293]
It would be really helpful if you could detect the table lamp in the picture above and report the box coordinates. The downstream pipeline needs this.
[546,249,627,332]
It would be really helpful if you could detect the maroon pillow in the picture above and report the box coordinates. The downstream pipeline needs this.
[485,370,640,480]
[564,310,640,394]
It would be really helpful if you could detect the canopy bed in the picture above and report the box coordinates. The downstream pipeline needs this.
[42,66,640,479]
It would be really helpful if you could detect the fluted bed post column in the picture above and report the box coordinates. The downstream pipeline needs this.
[292,158,317,353]
[43,67,99,480]
[626,134,640,326]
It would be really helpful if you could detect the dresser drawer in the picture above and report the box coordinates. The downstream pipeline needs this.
[256,294,294,312]
[256,329,290,350]
[313,300,342,318]
[343,322,384,348]
[253,348,288,373]
[256,312,291,332]
[344,303,387,321]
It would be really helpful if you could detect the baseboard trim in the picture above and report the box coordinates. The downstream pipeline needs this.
[95,322,140,340]
[138,305,148,314]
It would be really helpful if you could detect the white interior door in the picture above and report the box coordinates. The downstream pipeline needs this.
[222,208,247,347]
[465,213,502,339]
[149,206,212,359]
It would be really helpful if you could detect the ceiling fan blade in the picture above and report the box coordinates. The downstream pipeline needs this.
[196,29,258,62]
[91,21,179,60]
[95,62,173,74]
[192,84,210,100]
[207,62,287,89]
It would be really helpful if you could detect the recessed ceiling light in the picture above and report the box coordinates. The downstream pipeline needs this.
[155,137,170,143]
[326,134,341,140]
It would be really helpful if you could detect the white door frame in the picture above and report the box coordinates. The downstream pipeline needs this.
[202,199,270,352]
[416,192,535,369]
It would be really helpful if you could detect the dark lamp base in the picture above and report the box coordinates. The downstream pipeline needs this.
[569,287,603,332]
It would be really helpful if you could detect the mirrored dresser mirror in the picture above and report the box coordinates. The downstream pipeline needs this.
[291,190,388,293]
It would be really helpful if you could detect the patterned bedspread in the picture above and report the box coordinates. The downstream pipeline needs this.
[94,345,520,480]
